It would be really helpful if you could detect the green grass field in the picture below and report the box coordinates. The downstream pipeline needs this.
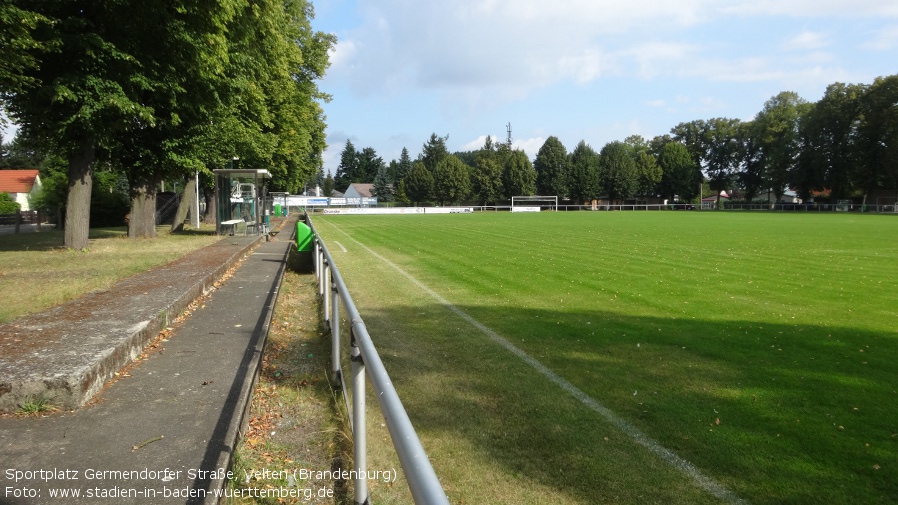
[313,211,898,505]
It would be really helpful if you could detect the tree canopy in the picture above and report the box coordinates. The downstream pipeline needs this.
[534,136,569,199]
[1,0,333,246]
[567,141,600,204]
[598,141,638,203]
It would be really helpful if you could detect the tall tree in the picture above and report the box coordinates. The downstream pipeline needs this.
[334,140,358,192]
[703,118,743,206]
[372,163,395,202]
[856,75,898,206]
[1,1,158,249]
[670,120,707,169]
[356,147,385,183]
[598,141,638,203]
[658,141,698,202]
[624,135,661,197]
[420,133,449,172]
[799,82,865,201]
[735,122,765,202]
[753,91,812,205]
[322,172,335,197]
[502,149,537,198]
[396,147,413,182]
[470,136,503,205]
[113,0,236,238]
[533,136,569,198]
[404,160,433,204]
[567,140,601,205]
[432,155,471,205]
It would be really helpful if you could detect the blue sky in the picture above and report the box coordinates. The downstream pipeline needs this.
[312,0,898,174]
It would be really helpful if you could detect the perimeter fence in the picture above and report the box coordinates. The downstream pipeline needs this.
[291,202,898,214]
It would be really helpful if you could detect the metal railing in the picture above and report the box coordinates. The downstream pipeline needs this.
[306,215,450,505]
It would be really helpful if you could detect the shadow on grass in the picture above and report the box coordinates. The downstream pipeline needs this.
[0,229,66,251]
[356,303,898,505]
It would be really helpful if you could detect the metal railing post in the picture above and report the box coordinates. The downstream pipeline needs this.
[331,278,342,386]
[314,240,320,277]
[351,329,369,505]
[320,258,326,298]
[323,263,331,323]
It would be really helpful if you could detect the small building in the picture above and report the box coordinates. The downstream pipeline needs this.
[753,190,801,204]
[0,169,41,211]
[343,183,378,207]
[344,183,375,198]
[701,191,730,209]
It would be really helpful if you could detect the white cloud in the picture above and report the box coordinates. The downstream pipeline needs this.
[327,0,720,98]
[784,31,830,51]
[459,135,497,153]
[620,42,700,79]
[513,137,546,159]
[862,24,898,50]
[457,135,543,159]
[327,40,357,75]
[721,0,898,17]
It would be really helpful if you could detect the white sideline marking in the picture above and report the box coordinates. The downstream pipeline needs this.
[333,241,348,253]
[329,223,748,505]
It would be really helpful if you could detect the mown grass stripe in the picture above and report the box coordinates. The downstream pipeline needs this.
[326,219,749,505]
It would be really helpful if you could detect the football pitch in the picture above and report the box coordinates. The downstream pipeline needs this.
[312,211,897,505]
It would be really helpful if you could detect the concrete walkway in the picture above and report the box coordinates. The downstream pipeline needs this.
[0,216,297,504]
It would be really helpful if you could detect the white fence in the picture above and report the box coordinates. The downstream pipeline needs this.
[299,203,898,214]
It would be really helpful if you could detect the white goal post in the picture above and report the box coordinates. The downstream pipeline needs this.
[511,195,558,212]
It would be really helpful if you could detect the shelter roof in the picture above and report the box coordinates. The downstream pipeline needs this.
[212,169,271,179]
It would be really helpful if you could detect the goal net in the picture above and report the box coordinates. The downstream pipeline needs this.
[511,195,558,212]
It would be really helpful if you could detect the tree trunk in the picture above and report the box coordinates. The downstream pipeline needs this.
[170,176,195,232]
[64,141,95,250]
[128,172,161,238]
[203,185,217,225]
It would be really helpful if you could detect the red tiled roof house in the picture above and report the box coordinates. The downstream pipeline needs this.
[0,169,42,211]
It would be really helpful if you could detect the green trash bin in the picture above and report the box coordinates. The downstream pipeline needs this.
[293,222,314,272]
[296,222,314,251]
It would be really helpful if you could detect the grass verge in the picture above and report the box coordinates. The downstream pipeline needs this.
[0,225,222,323]
[228,258,350,504]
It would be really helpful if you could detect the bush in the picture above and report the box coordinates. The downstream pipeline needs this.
[0,192,21,214]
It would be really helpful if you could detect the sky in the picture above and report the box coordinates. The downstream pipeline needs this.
[311,0,898,174]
